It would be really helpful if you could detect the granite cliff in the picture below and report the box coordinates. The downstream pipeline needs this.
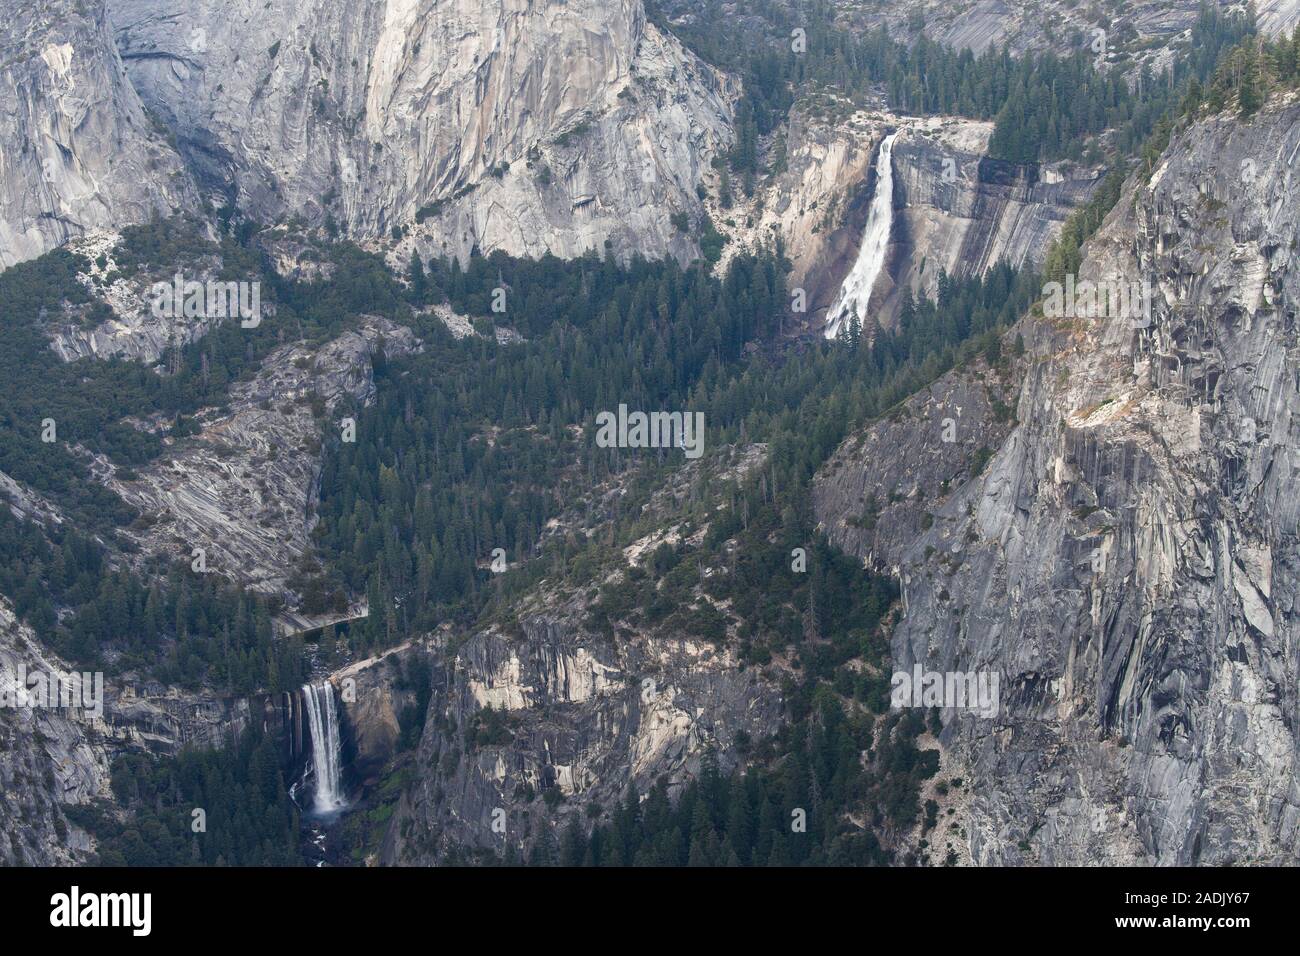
[0,0,196,268]
[108,0,735,264]
[815,95,1300,864]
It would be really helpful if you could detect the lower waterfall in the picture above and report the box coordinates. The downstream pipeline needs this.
[302,681,347,817]
[825,130,898,339]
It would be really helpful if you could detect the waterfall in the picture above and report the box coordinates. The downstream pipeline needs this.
[825,131,898,339]
[302,682,347,816]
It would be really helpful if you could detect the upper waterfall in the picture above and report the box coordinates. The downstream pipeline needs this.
[824,131,899,339]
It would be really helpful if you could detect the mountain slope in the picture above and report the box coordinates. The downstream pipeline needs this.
[815,95,1300,864]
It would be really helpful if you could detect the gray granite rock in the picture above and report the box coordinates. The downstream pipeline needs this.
[814,97,1300,865]
[0,0,197,268]
[107,0,734,264]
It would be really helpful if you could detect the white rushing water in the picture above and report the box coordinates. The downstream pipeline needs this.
[303,682,347,816]
[824,131,898,339]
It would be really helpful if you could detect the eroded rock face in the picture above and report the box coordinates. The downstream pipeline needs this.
[0,601,107,865]
[103,316,420,607]
[915,0,1204,57]
[720,112,1095,328]
[1258,0,1300,38]
[0,0,196,268]
[886,122,1101,319]
[814,98,1300,865]
[0,470,65,528]
[846,0,1293,57]
[0,598,296,865]
[382,598,782,863]
[813,358,1019,574]
[730,110,880,315]
[108,0,733,264]
[48,231,234,363]
[328,639,436,783]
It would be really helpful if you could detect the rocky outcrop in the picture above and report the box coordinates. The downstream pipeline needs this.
[0,0,196,269]
[383,592,782,864]
[723,109,880,316]
[0,597,298,865]
[1258,0,1300,38]
[720,112,1095,328]
[856,0,1293,57]
[329,639,436,784]
[102,316,420,609]
[47,230,235,363]
[916,0,1202,57]
[814,357,1020,574]
[0,600,107,864]
[773,114,1096,331]
[0,470,65,528]
[814,96,1300,865]
[108,0,734,264]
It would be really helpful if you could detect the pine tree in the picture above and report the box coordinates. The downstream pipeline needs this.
[1238,43,1265,115]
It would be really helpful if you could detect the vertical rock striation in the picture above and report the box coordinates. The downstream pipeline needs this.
[107,0,734,263]
[0,0,196,268]
[815,98,1300,864]
[887,121,1101,321]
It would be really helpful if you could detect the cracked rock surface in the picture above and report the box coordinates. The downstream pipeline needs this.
[382,593,783,863]
[108,0,733,264]
[815,98,1300,864]
[103,316,420,605]
[0,0,196,268]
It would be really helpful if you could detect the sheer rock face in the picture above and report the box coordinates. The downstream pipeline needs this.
[381,599,782,863]
[107,0,733,263]
[327,639,436,785]
[0,0,196,268]
[1258,0,1300,38]
[741,111,881,318]
[885,123,1101,321]
[725,114,1095,329]
[103,316,420,604]
[813,358,1020,576]
[815,98,1300,865]
[0,601,107,865]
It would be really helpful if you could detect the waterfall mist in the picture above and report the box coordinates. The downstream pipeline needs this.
[302,682,347,817]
